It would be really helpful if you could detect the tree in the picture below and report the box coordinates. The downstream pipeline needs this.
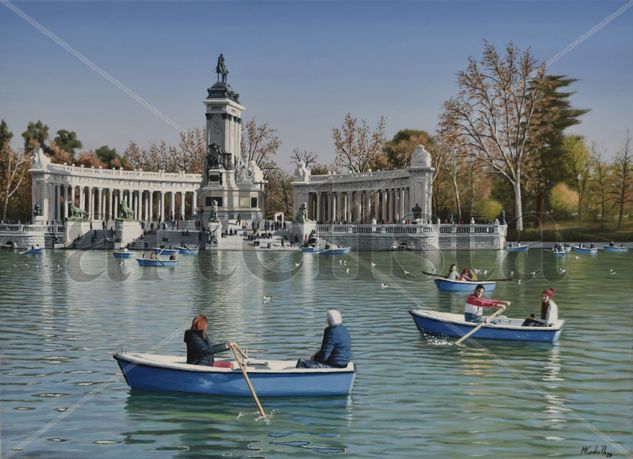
[371,129,433,171]
[550,182,579,216]
[76,150,104,168]
[530,75,588,222]
[591,148,611,222]
[0,144,30,220]
[439,42,546,231]
[95,145,119,168]
[241,119,281,173]
[0,120,13,150]
[22,121,49,153]
[563,135,592,220]
[264,167,294,218]
[476,198,503,220]
[289,148,318,169]
[609,134,633,229]
[332,113,386,174]
[53,129,82,154]
[173,128,205,174]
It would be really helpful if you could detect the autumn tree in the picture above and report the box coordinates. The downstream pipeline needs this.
[590,148,611,222]
[563,135,592,220]
[332,113,386,174]
[241,119,281,173]
[76,150,104,168]
[371,129,433,171]
[22,120,49,153]
[173,128,205,174]
[264,167,294,218]
[0,143,31,220]
[439,42,546,231]
[54,129,82,154]
[609,134,633,229]
[0,120,12,149]
[550,182,579,216]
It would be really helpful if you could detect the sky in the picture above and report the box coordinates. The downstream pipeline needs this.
[1,0,632,170]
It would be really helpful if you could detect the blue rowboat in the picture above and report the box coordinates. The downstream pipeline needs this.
[113,250,134,259]
[302,246,324,253]
[572,245,598,255]
[433,278,496,292]
[136,258,177,267]
[506,244,529,252]
[319,247,351,256]
[603,245,628,253]
[176,246,199,256]
[152,248,178,256]
[113,352,355,397]
[20,247,43,255]
[409,309,564,343]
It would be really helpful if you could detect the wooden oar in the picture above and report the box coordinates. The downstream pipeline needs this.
[422,271,440,277]
[229,343,266,417]
[455,304,509,346]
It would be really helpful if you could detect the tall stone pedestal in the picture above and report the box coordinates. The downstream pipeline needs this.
[115,220,142,246]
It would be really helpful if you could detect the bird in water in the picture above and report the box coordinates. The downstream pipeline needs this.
[380,283,389,289]
[559,267,566,274]
[345,268,350,274]
[56,264,62,270]
[294,262,301,267]
[262,296,271,304]
[609,268,616,275]
[517,279,522,285]
[371,262,376,268]
[403,270,410,276]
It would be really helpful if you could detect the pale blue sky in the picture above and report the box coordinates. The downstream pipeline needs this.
[1,0,631,169]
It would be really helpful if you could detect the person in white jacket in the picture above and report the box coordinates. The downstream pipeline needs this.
[523,288,558,326]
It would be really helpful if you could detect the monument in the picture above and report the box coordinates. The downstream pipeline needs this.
[198,54,267,235]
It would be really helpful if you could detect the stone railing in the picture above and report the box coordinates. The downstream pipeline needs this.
[0,224,65,233]
[307,169,409,183]
[315,223,506,236]
[438,224,506,235]
[46,163,201,182]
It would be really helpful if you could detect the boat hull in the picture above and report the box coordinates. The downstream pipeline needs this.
[572,246,597,255]
[176,247,198,255]
[319,247,351,255]
[113,353,355,397]
[21,248,43,255]
[152,248,178,255]
[506,245,529,252]
[113,251,133,259]
[433,278,496,292]
[136,258,177,267]
[603,246,628,252]
[302,247,324,253]
[409,310,563,343]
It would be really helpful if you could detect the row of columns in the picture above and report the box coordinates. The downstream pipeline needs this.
[309,188,410,224]
[45,184,197,222]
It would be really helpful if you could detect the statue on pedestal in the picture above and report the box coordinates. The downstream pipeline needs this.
[68,201,88,221]
[295,202,308,223]
[412,204,422,220]
[247,160,264,183]
[32,201,41,217]
[118,201,135,220]
[209,200,219,223]
[216,54,229,84]
[294,160,311,182]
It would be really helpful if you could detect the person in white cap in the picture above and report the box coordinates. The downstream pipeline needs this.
[296,310,352,368]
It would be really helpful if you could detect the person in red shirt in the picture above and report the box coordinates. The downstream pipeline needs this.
[464,284,509,322]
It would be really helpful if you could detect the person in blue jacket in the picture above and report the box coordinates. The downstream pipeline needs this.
[296,310,352,368]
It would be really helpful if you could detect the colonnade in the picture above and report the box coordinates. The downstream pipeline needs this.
[308,187,410,224]
[43,183,198,223]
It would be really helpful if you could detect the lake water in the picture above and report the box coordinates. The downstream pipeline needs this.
[1,249,632,458]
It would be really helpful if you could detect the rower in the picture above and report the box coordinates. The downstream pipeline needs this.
[464,285,508,323]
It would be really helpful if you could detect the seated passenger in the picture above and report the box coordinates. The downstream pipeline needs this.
[184,314,230,365]
[459,268,472,281]
[446,264,459,280]
[522,288,558,327]
[464,285,508,323]
[296,310,351,368]
[149,252,157,260]
[169,253,176,260]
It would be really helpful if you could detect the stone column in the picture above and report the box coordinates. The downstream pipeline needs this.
[85,187,92,219]
[113,192,119,219]
[192,190,197,217]
[170,192,175,220]
[63,186,68,219]
[316,193,321,222]
[158,191,164,222]
[400,188,405,222]
[108,189,113,220]
[355,192,362,224]
[364,190,371,223]
[373,191,379,222]
[179,191,185,220]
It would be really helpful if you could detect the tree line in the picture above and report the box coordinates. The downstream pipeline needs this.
[2,43,631,228]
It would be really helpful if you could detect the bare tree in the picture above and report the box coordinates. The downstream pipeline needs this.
[332,113,386,174]
[439,42,546,230]
[289,148,317,169]
[591,147,611,222]
[609,133,633,229]
[241,118,281,173]
[0,144,30,220]
[173,128,205,173]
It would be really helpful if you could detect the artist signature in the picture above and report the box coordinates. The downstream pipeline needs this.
[581,445,614,457]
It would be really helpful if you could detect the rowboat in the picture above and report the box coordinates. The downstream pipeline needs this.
[176,246,199,255]
[20,247,43,255]
[302,246,324,253]
[113,352,355,397]
[136,258,177,267]
[572,245,598,255]
[319,247,351,256]
[603,245,628,253]
[113,249,134,259]
[506,244,529,252]
[552,249,566,256]
[409,309,564,343]
[433,278,496,292]
[152,248,178,256]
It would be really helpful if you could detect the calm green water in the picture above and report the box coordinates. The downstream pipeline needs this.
[1,249,632,458]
